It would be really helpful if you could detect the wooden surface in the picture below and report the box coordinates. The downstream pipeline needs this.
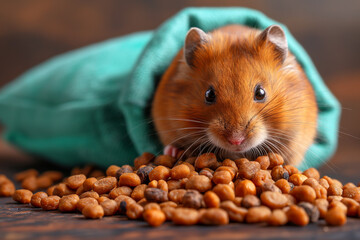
[1,1,360,239]
[1,197,360,240]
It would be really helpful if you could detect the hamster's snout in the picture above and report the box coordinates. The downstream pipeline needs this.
[226,133,245,146]
[224,129,249,152]
[206,115,268,156]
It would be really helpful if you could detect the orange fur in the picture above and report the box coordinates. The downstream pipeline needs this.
[152,25,317,166]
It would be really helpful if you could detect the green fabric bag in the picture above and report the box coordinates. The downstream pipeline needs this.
[0,7,340,170]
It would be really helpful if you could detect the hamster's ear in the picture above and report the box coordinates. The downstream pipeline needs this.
[184,27,210,67]
[258,25,288,64]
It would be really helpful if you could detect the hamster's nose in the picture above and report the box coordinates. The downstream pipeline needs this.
[227,136,245,146]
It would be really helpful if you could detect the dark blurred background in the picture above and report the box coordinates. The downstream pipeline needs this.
[1,0,360,86]
[0,0,359,181]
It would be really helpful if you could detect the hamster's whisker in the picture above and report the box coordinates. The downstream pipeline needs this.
[110,117,156,140]
[214,146,220,158]
[167,132,205,146]
[248,148,254,159]
[246,94,280,126]
[252,124,304,158]
[217,147,222,159]
[152,130,207,157]
[207,142,219,157]
[202,139,213,153]
[316,102,351,111]
[163,131,206,150]
[267,131,308,151]
[144,127,207,139]
[261,106,316,120]
[179,135,208,160]
[259,145,267,157]
[126,117,156,132]
[257,91,314,118]
[264,120,318,127]
[155,127,207,134]
[195,137,213,158]
[267,129,317,149]
[220,148,226,159]
[265,129,294,139]
[264,138,289,160]
[266,136,292,157]
[268,133,324,166]
[250,145,258,158]
[251,147,261,158]
[154,117,208,125]
[265,119,359,141]
[320,159,342,176]
[267,137,295,159]
[263,141,286,161]
[335,131,360,141]
[256,124,298,137]
[252,146,261,160]
[267,135,311,166]
[265,129,301,148]
[207,142,217,156]
[214,146,221,158]
[260,145,269,156]
[217,148,222,159]
[262,142,275,159]
[199,139,213,158]
[251,145,259,159]
[189,138,210,159]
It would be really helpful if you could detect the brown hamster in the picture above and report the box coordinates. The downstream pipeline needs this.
[152,24,318,166]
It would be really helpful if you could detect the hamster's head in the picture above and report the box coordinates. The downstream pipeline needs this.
[156,25,311,161]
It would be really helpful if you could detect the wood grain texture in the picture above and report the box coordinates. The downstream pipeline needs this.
[1,197,360,240]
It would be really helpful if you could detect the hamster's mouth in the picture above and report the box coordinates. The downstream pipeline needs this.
[206,131,249,153]
[206,130,268,155]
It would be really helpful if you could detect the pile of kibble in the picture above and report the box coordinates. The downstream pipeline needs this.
[0,152,359,227]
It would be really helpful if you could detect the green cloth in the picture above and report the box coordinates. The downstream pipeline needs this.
[0,7,340,170]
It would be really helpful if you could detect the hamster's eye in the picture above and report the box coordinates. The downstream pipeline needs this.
[205,86,216,105]
[254,85,266,102]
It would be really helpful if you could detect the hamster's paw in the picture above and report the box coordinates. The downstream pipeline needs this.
[163,145,180,158]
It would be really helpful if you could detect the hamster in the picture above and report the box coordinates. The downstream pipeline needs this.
[152,24,318,166]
